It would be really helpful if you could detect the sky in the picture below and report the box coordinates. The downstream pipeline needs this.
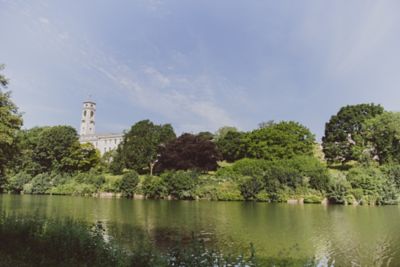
[1,0,400,139]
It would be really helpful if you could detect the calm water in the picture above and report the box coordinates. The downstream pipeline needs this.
[1,194,400,266]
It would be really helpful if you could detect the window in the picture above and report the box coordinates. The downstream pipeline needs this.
[90,111,94,117]
[84,110,87,116]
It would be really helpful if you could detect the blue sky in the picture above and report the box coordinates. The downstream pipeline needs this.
[1,0,400,138]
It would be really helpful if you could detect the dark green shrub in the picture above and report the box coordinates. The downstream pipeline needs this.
[288,156,330,191]
[119,171,139,198]
[238,175,264,201]
[162,171,198,200]
[142,175,167,199]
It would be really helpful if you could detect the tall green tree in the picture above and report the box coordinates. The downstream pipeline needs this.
[113,120,176,175]
[362,112,400,164]
[32,126,98,174]
[216,131,247,162]
[0,65,23,191]
[246,121,315,161]
[322,103,384,164]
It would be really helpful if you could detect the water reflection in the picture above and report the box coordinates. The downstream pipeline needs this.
[1,194,400,266]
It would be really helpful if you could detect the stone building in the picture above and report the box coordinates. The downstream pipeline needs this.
[79,100,123,155]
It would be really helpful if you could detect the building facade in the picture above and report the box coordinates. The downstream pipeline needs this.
[79,101,123,155]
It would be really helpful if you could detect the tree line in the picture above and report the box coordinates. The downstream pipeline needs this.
[2,64,400,204]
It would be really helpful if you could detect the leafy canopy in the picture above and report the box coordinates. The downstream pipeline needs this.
[245,121,315,160]
[322,103,384,164]
[0,65,23,189]
[112,120,176,174]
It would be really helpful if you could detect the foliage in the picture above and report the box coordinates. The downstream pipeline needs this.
[239,175,264,200]
[231,158,270,177]
[0,66,23,188]
[32,126,80,173]
[303,194,323,204]
[0,214,126,266]
[112,120,176,175]
[156,133,221,172]
[245,121,315,161]
[119,171,139,198]
[197,131,214,141]
[216,130,248,162]
[214,126,238,142]
[30,173,53,194]
[141,175,167,199]
[346,165,399,205]
[362,112,400,164]
[284,156,330,191]
[69,143,100,172]
[322,103,384,164]
[326,174,351,204]
[74,171,106,189]
[162,170,198,200]
[7,171,32,193]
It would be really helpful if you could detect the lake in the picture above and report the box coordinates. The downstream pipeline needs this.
[1,194,399,266]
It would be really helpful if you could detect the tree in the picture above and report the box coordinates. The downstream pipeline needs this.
[362,112,400,164]
[0,65,23,191]
[66,143,100,172]
[113,120,176,175]
[32,126,82,173]
[245,121,315,160]
[322,103,384,164]
[156,133,221,172]
[216,130,247,162]
[119,170,139,198]
[213,126,238,142]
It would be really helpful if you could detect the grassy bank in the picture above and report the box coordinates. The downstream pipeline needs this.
[5,156,400,205]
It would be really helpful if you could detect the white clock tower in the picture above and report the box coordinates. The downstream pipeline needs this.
[80,101,96,136]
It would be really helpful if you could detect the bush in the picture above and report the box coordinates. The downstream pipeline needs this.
[326,175,351,204]
[74,171,105,189]
[255,190,270,202]
[142,175,167,199]
[288,156,330,191]
[231,158,269,177]
[215,166,241,181]
[162,171,198,200]
[30,173,52,194]
[303,194,323,204]
[238,175,264,201]
[119,171,139,198]
[101,175,122,193]
[7,172,32,193]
